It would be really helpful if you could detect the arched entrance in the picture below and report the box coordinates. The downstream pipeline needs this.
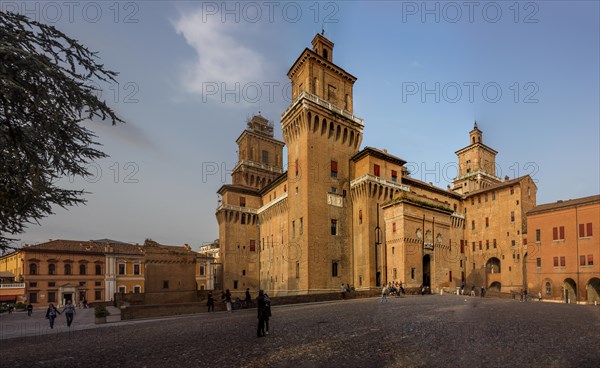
[563,278,577,304]
[489,281,501,291]
[423,255,431,288]
[486,257,501,273]
[586,278,600,304]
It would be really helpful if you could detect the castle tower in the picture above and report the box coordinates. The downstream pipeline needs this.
[216,115,284,294]
[278,33,364,292]
[452,121,501,194]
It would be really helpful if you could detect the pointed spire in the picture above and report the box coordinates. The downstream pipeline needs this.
[474,120,478,130]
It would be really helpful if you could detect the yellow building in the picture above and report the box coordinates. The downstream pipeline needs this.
[217,33,543,297]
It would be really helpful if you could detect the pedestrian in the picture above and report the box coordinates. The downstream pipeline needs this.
[346,284,351,294]
[224,289,232,312]
[340,283,346,300]
[421,284,425,296]
[26,303,33,317]
[207,291,215,312]
[470,284,476,297]
[520,288,524,302]
[256,290,266,337]
[460,281,465,295]
[45,303,61,329]
[264,293,272,335]
[62,300,76,327]
[245,288,252,308]
[380,285,388,303]
[480,287,485,298]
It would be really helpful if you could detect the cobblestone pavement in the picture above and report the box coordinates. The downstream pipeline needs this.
[1,295,598,367]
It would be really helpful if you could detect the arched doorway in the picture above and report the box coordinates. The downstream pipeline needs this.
[586,278,600,304]
[489,281,501,291]
[486,257,501,273]
[563,278,577,303]
[423,255,431,288]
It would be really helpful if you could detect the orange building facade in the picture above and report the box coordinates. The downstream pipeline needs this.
[526,195,600,304]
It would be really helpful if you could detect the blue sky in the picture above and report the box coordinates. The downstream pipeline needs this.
[6,1,599,249]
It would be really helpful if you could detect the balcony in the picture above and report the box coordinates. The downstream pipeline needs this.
[215,204,258,214]
[282,91,364,127]
[350,174,410,193]
[232,160,283,174]
[0,283,25,289]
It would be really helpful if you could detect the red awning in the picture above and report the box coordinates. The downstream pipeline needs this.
[0,295,17,302]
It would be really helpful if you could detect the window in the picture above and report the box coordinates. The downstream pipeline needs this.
[492,191,496,200]
[242,270,246,276]
[359,210,363,224]
[411,268,415,279]
[559,226,565,240]
[29,292,37,303]
[233,280,238,289]
[300,218,303,235]
[331,219,338,235]
[486,240,489,250]
[330,160,338,178]
[478,196,481,204]
[29,282,37,287]
[48,282,55,287]
[332,262,338,277]
[95,290,102,300]
[484,193,488,202]
[553,257,559,267]
[449,271,452,282]
[374,164,380,177]
[510,211,515,222]
[479,241,482,250]
[95,281,101,286]
[553,226,565,240]
[391,170,398,182]
[580,223,593,237]
[292,221,296,238]
[560,256,566,267]
[118,263,126,275]
[262,150,269,165]
[95,264,102,275]
[485,217,489,228]
[510,186,514,195]
[162,280,169,289]
[199,264,205,276]
[493,239,497,248]
[79,264,86,275]
[249,240,256,252]
[545,282,551,296]
[511,240,516,247]
[48,264,56,275]
[472,242,475,252]
[48,292,56,302]
[588,255,594,266]
[295,159,299,176]
[65,264,72,275]
[134,286,141,294]
[460,240,464,254]
[134,263,140,275]
[119,286,126,293]
[392,247,395,255]
[392,222,396,233]
[296,262,300,278]
[239,196,246,207]
[241,213,246,224]
[29,263,37,275]
[79,281,86,286]
[580,255,586,266]
[535,229,540,242]
[471,220,475,230]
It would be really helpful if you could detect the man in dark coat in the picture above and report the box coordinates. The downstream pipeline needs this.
[256,289,266,337]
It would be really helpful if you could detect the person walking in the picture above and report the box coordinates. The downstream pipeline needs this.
[26,303,33,317]
[62,300,76,327]
[45,304,61,329]
[245,288,252,308]
[207,291,215,312]
[340,283,346,300]
[224,289,232,312]
[380,285,388,303]
[256,290,266,337]
[470,284,476,297]
[460,281,465,295]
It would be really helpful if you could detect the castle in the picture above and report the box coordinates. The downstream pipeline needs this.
[216,34,537,296]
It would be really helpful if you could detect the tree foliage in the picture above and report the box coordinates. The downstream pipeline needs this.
[0,11,124,249]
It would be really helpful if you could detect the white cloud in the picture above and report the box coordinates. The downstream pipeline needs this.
[173,10,267,96]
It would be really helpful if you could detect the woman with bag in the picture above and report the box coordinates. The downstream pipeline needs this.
[45,304,61,329]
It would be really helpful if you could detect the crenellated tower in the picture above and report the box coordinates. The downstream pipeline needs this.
[279,33,364,292]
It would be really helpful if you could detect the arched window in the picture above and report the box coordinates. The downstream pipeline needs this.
[79,264,86,275]
[48,264,56,275]
[65,264,72,275]
[545,282,552,296]
[30,263,37,275]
